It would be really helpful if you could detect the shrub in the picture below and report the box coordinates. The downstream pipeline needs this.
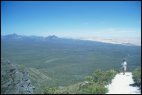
[132,67,141,88]
[79,69,117,94]
[80,83,108,94]
[43,86,57,94]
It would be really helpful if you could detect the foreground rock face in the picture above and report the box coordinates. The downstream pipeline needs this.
[1,59,35,94]
[106,72,140,94]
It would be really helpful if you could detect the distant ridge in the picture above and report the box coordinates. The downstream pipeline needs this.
[2,33,140,46]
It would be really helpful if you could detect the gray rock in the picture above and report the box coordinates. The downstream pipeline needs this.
[1,59,35,94]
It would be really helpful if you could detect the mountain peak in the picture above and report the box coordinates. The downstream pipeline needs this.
[46,35,58,39]
[2,33,22,39]
[5,33,19,37]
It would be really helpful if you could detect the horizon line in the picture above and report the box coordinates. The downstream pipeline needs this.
[2,33,141,46]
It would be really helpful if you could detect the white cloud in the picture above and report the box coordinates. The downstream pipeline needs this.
[79,28,141,45]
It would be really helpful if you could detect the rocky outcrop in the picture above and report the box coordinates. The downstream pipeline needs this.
[1,59,35,94]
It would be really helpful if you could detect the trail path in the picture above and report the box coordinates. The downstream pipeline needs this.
[107,72,140,94]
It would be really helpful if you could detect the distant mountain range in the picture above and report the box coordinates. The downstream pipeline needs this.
[2,33,58,40]
[1,33,138,46]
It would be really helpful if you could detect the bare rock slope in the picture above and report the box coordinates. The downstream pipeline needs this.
[1,59,35,94]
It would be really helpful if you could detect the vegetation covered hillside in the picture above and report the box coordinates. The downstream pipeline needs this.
[1,34,141,87]
[1,59,53,94]
[42,69,117,94]
[1,58,117,94]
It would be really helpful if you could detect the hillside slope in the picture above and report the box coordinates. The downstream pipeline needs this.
[1,59,52,94]
[107,72,141,94]
[1,59,35,94]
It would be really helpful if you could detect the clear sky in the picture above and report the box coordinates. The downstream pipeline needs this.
[1,1,141,45]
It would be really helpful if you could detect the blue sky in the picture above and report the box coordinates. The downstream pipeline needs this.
[1,1,141,45]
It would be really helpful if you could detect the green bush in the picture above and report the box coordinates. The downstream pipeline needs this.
[43,86,58,94]
[91,69,116,85]
[103,69,117,85]
[79,69,117,94]
[132,67,141,88]
[81,83,108,94]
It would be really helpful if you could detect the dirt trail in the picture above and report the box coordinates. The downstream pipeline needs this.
[107,72,140,94]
